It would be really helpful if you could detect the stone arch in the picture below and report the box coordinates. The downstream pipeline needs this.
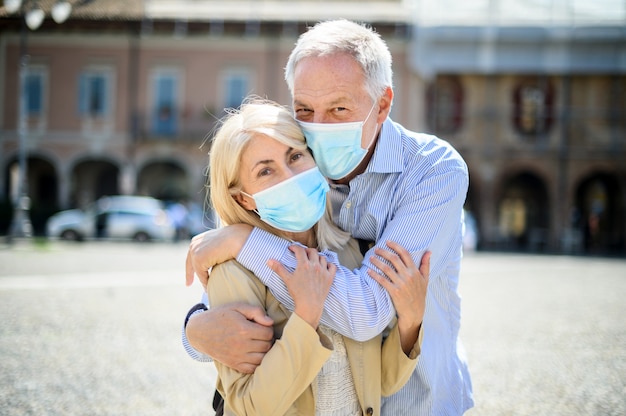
[3,153,59,235]
[70,157,121,208]
[495,169,550,251]
[574,171,625,254]
[137,159,189,202]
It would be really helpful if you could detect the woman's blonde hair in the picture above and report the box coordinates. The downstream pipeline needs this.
[207,97,350,251]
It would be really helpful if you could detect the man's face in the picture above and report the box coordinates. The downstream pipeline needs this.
[292,53,381,150]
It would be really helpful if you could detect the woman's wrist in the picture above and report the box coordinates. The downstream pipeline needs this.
[397,317,421,355]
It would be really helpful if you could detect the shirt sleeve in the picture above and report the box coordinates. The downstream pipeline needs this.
[181,293,213,363]
[365,164,469,289]
[237,229,396,342]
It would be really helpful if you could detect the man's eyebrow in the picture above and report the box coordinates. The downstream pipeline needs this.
[293,99,309,108]
[293,97,351,108]
[328,97,350,107]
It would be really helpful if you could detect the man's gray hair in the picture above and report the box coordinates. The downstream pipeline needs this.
[284,19,393,102]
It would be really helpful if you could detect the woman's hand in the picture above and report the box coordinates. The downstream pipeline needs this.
[269,245,336,329]
[368,241,430,355]
[185,224,254,287]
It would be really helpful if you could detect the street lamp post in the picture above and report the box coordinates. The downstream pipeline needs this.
[6,0,73,242]
[11,20,33,240]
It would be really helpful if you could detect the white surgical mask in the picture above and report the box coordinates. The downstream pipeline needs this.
[241,167,329,232]
[298,103,377,180]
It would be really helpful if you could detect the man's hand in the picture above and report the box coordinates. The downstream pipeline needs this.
[186,302,274,374]
[185,224,254,287]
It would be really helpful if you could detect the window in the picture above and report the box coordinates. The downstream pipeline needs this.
[513,78,554,136]
[222,69,251,110]
[151,69,180,136]
[19,65,48,133]
[24,70,44,115]
[78,69,111,117]
[426,75,463,135]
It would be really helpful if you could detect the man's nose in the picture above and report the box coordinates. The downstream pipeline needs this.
[312,113,331,124]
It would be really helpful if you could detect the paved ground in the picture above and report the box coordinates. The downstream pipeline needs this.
[0,240,624,415]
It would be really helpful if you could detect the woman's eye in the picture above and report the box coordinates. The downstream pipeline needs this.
[291,152,304,162]
[258,168,271,177]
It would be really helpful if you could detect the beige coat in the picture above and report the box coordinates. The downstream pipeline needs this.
[207,238,422,416]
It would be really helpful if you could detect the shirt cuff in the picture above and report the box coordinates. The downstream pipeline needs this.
[182,303,213,363]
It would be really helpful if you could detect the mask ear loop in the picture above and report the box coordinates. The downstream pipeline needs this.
[361,101,379,151]
[363,100,377,124]
[363,123,379,151]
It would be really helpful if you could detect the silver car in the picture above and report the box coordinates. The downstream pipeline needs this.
[46,196,176,242]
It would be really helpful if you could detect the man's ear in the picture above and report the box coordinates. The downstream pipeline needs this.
[376,86,393,123]
[233,192,255,211]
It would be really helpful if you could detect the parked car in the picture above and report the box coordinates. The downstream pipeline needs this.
[46,196,176,242]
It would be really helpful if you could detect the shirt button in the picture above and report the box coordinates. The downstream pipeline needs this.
[345,200,352,209]
[366,407,374,415]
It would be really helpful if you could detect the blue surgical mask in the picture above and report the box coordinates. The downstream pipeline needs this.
[241,167,329,232]
[298,103,378,180]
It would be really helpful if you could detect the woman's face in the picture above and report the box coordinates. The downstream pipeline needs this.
[237,133,316,211]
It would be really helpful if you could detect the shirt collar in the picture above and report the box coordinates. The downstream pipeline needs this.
[366,118,404,174]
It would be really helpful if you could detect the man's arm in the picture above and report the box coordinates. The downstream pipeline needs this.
[182,302,212,362]
[185,303,274,373]
[235,164,468,342]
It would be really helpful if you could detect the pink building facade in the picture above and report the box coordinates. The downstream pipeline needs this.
[1,0,625,254]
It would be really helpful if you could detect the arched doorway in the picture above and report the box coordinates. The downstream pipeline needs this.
[496,171,550,251]
[3,156,59,235]
[137,161,188,202]
[71,160,120,208]
[575,172,625,255]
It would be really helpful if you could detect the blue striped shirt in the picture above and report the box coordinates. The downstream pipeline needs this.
[236,118,474,415]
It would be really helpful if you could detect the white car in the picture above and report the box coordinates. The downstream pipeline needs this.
[46,196,175,242]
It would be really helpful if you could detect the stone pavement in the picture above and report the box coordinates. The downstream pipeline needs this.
[0,240,624,415]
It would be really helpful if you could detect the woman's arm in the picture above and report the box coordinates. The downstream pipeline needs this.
[379,320,423,397]
[208,259,334,415]
[368,243,430,355]
[368,243,429,396]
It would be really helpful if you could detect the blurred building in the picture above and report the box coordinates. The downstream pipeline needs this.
[1,0,625,254]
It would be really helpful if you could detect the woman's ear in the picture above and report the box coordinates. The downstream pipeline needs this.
[233,192,256,211]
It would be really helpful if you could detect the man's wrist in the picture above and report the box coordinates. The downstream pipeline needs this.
[184,303,208,328]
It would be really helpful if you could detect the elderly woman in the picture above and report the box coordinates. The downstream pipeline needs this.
[205,98,428,416]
